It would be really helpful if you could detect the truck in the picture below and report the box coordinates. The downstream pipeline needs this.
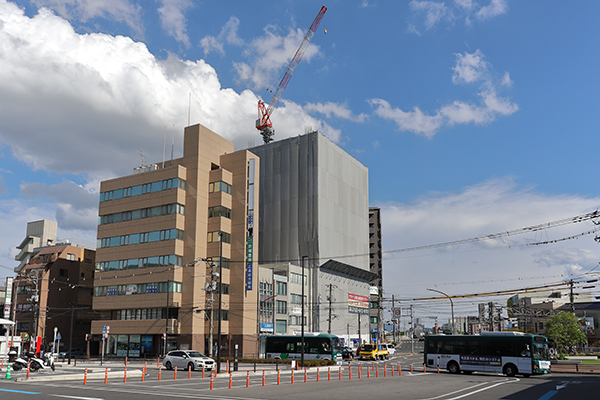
[357,343,388,360]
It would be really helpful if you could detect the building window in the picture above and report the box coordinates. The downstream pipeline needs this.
[276,300,287,314]
[59,269,68,277]
[208,181,232,194]
[289,315,307,326]
[290,272,307,285]
[208,206,232,219]
[290,293,306,305]
[370,317,378,324]
[276,281,287,296]
[370,301,378,309]
[207,231,231,243]
[66,253,76,261]
[206,257,230,269]
[99,178,186,202]
[276,319,287,333]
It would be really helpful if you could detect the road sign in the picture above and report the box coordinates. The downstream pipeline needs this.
[56,332,61,340]
[393,308,402,318]
[102,325,107,332]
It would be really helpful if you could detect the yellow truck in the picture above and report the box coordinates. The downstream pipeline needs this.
[357,343,388,360]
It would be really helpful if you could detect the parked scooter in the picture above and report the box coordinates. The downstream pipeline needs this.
[10,352,28,372]
[42,352,56,371]
[11,351,54,372]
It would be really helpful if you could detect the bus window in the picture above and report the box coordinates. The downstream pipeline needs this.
[518,343,530,357]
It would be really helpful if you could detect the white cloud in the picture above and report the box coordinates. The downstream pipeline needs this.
[304,102,368,123]
[0,2,334,176]
[199,16,243,56]
[409,0,451,31]
[476,0,508,21]
[233,24,322,90]
[409,0,507,31]
[380,178,600,308]
[371,50,517,136]
[369,99,443,138]
[157,0,192,47]
[452,49,488,84]
[31,0,143,36]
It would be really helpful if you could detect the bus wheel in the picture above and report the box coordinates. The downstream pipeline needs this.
[522,374,530,378]
[504,364,517,377]
[447,361,460,374]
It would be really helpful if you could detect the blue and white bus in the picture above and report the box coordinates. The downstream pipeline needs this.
[424,332,551,377]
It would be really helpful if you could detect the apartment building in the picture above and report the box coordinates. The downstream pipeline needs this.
[13,242,95,354]
[92,124,260,358]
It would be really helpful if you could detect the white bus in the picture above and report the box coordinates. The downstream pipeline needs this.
[424,332,551,377]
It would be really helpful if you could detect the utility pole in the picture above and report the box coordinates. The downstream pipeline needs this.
[165,279,169,356]
[569,279,575,312]
[410,305,414,354]
[488,302,494,332]
[301,256,307,368]
[216,232,223,373]
[358,313,361,345]
[327,284,332,333]
[392,294,395,343]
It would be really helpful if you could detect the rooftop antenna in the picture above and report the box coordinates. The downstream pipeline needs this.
[162,126,166,168]
[171,124,175,165]
[139,150,147,167]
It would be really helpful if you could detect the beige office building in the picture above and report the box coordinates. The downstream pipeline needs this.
[92,124,260,358]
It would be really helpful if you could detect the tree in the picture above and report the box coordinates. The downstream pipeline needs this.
[544,312,587,353]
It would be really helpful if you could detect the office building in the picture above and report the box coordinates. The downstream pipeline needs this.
[92,124,260,357]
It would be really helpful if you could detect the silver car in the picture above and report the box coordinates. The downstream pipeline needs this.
[163,350,215,371]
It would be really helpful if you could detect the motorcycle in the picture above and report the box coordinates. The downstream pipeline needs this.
[10,354,28,372]
[12,351,54,372]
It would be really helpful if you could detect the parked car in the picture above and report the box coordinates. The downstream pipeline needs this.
[163,350,215,371]
[59,348,85,358]
[342,346,354,360]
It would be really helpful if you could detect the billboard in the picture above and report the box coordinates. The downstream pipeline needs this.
[348,293,369,314]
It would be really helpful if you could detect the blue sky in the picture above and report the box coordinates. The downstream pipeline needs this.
[1,0,600,324]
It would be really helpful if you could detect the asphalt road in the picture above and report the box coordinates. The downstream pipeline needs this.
[1,354,597,400]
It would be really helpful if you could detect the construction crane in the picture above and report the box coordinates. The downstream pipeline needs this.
[256,5,327,144]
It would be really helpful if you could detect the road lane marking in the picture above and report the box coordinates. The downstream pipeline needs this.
[418,382,490,400]
[0,388,40,394]
[537,390,558,400]
[419,378,518,400]
[50,396,105,400]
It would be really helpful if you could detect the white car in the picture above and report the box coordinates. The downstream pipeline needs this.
[163,350,215,371]
[381,343,395,355]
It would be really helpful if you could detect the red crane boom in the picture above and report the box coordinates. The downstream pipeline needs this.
[256,5,327,144]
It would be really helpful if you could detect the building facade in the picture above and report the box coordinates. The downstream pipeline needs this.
[14,220,57,273]
[368,207,383,343]
[250,131,371,337]
[92,124,260,358]
[12,243,95,354]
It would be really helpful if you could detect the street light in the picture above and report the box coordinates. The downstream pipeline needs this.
[427,288,455,335]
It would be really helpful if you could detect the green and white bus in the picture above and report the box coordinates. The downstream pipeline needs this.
[424,332,551,377]
[261,333,342,363]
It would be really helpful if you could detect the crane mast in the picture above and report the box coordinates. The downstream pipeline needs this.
[256,5,327,144]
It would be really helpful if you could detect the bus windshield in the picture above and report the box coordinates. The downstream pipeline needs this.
[533,342,548,360]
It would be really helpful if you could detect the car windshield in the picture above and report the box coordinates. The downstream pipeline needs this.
[187,351,208,358]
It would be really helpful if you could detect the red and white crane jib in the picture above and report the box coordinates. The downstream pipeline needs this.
[256,5,327,144]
